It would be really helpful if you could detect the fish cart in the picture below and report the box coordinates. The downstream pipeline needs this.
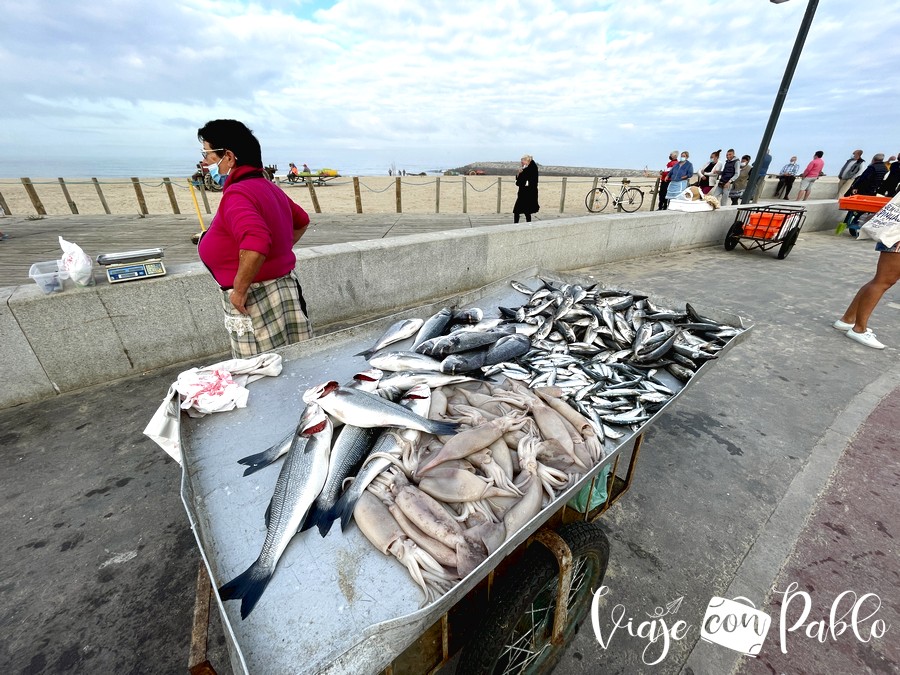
[179,269,752,675]
[723,204,807,259]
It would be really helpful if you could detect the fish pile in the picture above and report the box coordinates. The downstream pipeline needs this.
[218,277,744,617]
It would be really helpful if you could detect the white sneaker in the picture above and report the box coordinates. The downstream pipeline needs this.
[833,319,854,331]
[845,328,885,349]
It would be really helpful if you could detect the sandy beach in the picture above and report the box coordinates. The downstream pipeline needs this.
[0,174,663,219]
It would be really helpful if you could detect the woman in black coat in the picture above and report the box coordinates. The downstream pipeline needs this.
[513,155,540,223]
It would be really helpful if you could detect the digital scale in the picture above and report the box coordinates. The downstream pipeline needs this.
[96,248,166,284]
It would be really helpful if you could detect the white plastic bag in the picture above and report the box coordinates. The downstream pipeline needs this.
[58,236,95,286]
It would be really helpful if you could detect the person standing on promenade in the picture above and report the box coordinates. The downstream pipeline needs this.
[657,151,679,210]
[697,150,721,195]
[728,155,753,205]
[882,152,900,197]
[197,119,312,358]
[665,152,694,201]
[709,149,740,204]
[795,150,825,201]
[773,156,800,199]
[513,155,540,223]
[833,212,900,349]
[837,150,865,196]
[844,153,887,237]
[748,148,772,201]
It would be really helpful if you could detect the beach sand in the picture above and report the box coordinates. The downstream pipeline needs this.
[0,174,663,219]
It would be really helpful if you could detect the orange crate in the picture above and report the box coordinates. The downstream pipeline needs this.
[743,212,785,239]
[838,195,890,213]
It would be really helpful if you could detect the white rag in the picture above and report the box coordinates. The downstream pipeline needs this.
[143,353,283,464]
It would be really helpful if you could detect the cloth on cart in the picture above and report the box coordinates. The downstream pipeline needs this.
[143,353,283,463]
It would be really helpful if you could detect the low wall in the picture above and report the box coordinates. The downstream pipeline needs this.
[2,200,841,410]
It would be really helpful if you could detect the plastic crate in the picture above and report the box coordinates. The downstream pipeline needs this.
[838,195,890,213]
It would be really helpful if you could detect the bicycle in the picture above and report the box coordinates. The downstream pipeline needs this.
[584,176,644,213]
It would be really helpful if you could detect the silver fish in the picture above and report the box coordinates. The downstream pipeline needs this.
[218,406,333,619]
[303,381,460,435]
[378,369,486,391]
[332,385,431,531]
[368,351,443,372]
[411,308,453,348]
[356,318,424,359]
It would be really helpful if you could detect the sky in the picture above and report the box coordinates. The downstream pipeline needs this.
[1,0,899,176]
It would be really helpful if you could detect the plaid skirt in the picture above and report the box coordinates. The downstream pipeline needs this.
[221,272,312,358]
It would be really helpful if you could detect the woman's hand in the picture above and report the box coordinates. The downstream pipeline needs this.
[230,288,250,315]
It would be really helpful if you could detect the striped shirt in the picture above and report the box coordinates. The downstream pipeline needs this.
[780,162,800,176]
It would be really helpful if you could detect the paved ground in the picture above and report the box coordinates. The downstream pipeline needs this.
[1,214,898,675]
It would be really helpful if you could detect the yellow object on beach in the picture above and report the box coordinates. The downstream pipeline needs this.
[187,179,207,231]
[319,168,339,177]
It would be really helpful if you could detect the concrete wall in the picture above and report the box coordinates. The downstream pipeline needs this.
[2,200,841,410]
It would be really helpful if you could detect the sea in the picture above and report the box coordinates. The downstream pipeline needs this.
[0,151,463,180]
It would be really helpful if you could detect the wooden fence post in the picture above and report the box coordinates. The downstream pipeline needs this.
[131,177,149,215]
[305,179,322,214]
[559,177,567,214]
[21,178,47,216]
[496,177,502,214]
[395,177,402,213]
[352,177,363,214]
[462,177,468,214]
[435,177,441,213]
[0,189,11,215]
[650,177,660,211]
[588,177,599,211]
[198,182,211,214]
[163,178,181,214]
[92,178,111,214]
[57,178,78,214]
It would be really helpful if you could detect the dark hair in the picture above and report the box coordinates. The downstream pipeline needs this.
[727,148,735,154]
[197,119,263,167]
[712,149,721,157]
[815,150,824,158]
[742,155,751,161]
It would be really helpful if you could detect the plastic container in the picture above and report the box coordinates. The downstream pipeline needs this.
[744,212,786,239]
[29,260,68,294]
[838,195,891,213]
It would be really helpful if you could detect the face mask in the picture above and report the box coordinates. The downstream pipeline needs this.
[208,160,227,187]
[681,157,688,162]
[740,162,748,167]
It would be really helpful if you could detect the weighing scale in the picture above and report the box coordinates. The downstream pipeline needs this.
[96,248,166,284]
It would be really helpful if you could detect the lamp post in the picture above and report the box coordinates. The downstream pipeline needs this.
[742,0,819,204]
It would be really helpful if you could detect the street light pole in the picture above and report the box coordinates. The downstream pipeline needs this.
[742,0,819,204]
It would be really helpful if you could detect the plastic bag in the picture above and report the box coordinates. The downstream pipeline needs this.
[567,464,610,513]
[59,236,95,286]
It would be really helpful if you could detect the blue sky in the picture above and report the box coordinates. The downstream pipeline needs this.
[1,0,898,175]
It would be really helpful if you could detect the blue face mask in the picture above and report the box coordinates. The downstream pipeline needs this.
[208,161,227,187]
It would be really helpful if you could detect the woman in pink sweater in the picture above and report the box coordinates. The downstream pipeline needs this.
[197,119,312,357]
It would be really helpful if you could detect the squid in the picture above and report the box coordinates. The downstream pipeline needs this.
[417,412,528,475]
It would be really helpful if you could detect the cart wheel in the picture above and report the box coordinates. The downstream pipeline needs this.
[723,220,742,251]
[776,228,800,259]
[456,521,610,675]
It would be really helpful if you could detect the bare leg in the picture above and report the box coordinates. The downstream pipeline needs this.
[841,252,900,332]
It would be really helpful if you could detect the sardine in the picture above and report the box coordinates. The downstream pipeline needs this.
[218,406,333,619]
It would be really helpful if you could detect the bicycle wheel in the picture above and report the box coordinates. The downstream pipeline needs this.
[619,187,644,213]
[585,188,609,213]
[456,521,611,674]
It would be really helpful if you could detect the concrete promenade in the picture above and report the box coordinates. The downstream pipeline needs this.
[1,211,898,674]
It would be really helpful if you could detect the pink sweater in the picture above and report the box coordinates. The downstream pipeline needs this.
[198,165,310,288]
[803,158,824,178]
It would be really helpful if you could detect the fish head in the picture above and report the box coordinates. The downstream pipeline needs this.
[351,368,384,391]
[402,383,431,402]
[299,404,331,436]
[302,380,340,404]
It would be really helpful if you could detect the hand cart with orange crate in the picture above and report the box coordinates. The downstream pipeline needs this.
[723,204,807,259]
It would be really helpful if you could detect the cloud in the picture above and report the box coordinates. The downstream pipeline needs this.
[2,0,899,174]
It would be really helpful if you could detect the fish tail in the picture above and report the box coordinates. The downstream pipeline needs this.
[238,451,277,476]
[354,348,375,359]
[335,491,358,532]
[316,508,338,537]
[218,561,274,619]
[426,420,461,436]
[298,504,318,533]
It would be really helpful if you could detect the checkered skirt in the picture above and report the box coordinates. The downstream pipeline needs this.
[221,272,312,358]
